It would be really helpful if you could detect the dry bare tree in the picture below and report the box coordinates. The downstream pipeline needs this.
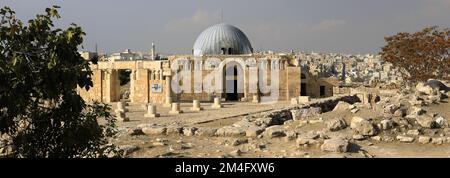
[380,26,450,82]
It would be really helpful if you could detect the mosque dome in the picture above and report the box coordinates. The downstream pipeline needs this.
[193,23,253,56]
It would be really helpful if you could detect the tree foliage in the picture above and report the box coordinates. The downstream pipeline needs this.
[0,6,120,158]
[119,69,131,86]
[380,26,450,82]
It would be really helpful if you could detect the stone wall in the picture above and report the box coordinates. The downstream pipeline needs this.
[78,54,337,104]
[131,69,149,103]
[301,73,336,98]
[77,69,120,103]
[78,60,169,104]
[252,94,361,126]
[287,67,301,100]
[213,94,361,138]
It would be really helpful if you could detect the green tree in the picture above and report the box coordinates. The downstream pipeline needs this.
[0,6,120,158]
[380,26,450,82]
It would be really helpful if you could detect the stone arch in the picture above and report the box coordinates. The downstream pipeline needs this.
[216,58,247,101]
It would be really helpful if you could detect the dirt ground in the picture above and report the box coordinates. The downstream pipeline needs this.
[110,95,450,158]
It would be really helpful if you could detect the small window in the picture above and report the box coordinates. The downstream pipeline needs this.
[221,48,226,55]
[301,83,307,96]
[320,86,326,96]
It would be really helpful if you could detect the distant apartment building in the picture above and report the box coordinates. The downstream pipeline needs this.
[106,46,160,61]
[107,49,142,61]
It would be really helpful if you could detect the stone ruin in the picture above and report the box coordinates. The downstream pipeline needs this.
[117,79,450,157]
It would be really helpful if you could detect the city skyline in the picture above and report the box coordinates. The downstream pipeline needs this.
[2,0,450,54]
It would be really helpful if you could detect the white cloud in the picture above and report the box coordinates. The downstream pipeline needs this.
[310,19,347,31]
[164,9,220,32]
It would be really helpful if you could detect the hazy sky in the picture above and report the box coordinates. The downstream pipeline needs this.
[2,0,450,54]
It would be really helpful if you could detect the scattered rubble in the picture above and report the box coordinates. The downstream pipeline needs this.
[195,128,217,137]
[418,136,431,144]
[415,115,437,128]
[119,145,140,156]
[320,138,350,153]
[183,127,197,136]
[326,117,348,132]
[380,119,395,130]
[396,135,414,143]
[216,126,246,137]
[264,126,286,138]
[351,116,377,136]
[106,81,450,158]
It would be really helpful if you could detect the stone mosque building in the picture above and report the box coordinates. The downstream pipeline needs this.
[78,23,337,104]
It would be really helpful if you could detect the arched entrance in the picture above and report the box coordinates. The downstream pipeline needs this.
[301,73,307,96]
[223,62,244,101]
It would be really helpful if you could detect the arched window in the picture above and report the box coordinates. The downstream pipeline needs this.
[221,48,226,55]
[228,48,233,55]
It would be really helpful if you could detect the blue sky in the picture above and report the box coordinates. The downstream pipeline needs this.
[2,0,450,54]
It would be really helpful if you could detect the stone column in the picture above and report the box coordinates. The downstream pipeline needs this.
[141,103,148,110]
[363,93,371,105]
[291,98,299,105]
[115,101,128,113]
[169,102,183,114]
[211,97,222,109]
[115,110,129,122]
[104,70,112,103]
[130,70,136,103]
[106,69,120,102]
[144,104,160,118]
[191,100,203,111]
[252,94,260,103]
[164,76,172,107]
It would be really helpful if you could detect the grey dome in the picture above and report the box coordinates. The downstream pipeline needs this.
[193,23,253,56]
